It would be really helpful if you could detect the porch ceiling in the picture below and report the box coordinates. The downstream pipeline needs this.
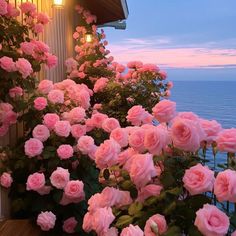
[78,0,129,25]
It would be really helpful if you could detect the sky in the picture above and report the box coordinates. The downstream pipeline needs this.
[104,0,236,81]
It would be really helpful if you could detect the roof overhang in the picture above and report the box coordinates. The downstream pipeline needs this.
[78,0,129,25]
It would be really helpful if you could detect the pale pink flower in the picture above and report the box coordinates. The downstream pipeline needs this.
[64,180,85,201]
[46,54,57,68]
[120,224,144,236]
[57,144,73,160]
[137,184,163,203]
[50,167,70,189]
[126,105,146,126]
[54,120,71,137]
[37,12,50,24]
[43,113,59,130]
[34,23,44,34]
[26,172,45,191]
[48,89,64,104]
[0,172,13,188]
[128,127,145,152]
[0,56,16,72]
[15,58,33,78]
[34,97,47,111]
[63,217,77,234]
[77,135,96,155]
[216,128,236,153]
[144,214,167,236]
[71,124,86,139]
[194,204,229,236]
[24,138,43,157]
[32,124,50,142]
[38,80,53,94]
[102,118,120,133]
[110,128,129,147]
[69,107,86,124]
[37,211,56,231]
[93,77,109,93]
[20,42,35,55]
[9,87,23,98]
[0,0,7,15]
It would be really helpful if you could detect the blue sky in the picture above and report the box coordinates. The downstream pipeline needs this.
[105,0,236,81]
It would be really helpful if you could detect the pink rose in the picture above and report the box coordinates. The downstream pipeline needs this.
[91,207,115,235]
[6,3,20,17]
[152,99,176,123]
[110,128,128,147]
[34,97,47,111]
[38,80,53,94]
[69,107,86,124]
[37,12,50,25]
[120,224,144,236]
[65,58,78,73]
[144,214,167,236]
[102,118,120,133]
[46,53,57,68]
[19,2,36,14]
[171,118,202,152]
[214,169,236,202]
[54,120,71,137]
[57,144,73,160]
[88,193,104,212]
[47,89,64,104]
[9,87,23,98]
[77,135,96,155]
[0,0,7,15]
[26,172,45,191]
[15,58,33,78]
[37,211,56,231]
[0,56,16,72]
[118,147,137,166]
[194,204,229,236]
[24,138,43,157]
[144,126,170,155]
[128,128,145,152]
[183,164,215,195]
[63,217,77,234]
[90,112,108,128]
[95,139,120,169]
[71,124,86,139]
[32,124,50,142]
[20,42,35,55]
[0,172,13,188]
[126,105,146,126]
[127,61,143,69]
[83,212,94,232]
[43,113,59,130]
[103,227,118,236]
[64,180,85,201]
[200,119,222,143]
[34,23,44,34]
[137,184,163,203]
[130,153,157,188]
[50,167,69,189]
[216,128,236,153]
[93,77,109,93]
[176,111,199,121]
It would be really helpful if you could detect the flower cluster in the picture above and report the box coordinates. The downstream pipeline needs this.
[0,0,57,136]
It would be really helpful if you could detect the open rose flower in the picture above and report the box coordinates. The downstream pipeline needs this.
[0,172,13,188]
[152,99,176,123]
[144,214,167,236]
[216,128,236,153]
[102,117,120,133]
[63,217,77,234]
[38,80,53,94]
[183,164,215,195]
[43,113,60,130]
[126,105,146,126]
[0,56,16,72]
[110,128,129,147]
[57,144,73,160]
[32,124,50,142]
[64,180,85,201]
[26,172,45,192]
[120,224,144,236]
[137,184,163,203]
[77,135,96,155]
[34,97,48,111]
[214,169,236,202]
[93,77,109,93]
[15,58,33,78]
[37,211,56,231]
[54,120,71,137]
[194,204,229,236]
[24,138,43,157]
[50,167,70,189]
[47,89,64,104]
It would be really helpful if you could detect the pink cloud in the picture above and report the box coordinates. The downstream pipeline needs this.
[108,42,236,69]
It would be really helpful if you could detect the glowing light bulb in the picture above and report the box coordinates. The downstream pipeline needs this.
[85,33,93,43]
[53,0,64,7]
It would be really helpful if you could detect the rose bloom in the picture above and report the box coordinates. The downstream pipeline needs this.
[9,87,23,98]
[50,167,70,189]
[24,138,43,157]
[171,118,202,152]
[71,124,86,139]
[15,58,33,79]
[37,211,56,231]
[37,12,50,24]
[183,164,215,195]
[194,204,229,236]
[0,56,16,72]
[34,23,44,34]
[216,128,236,153]
[0,0,7,15]
[130,153,157,188]
[200,119,222,144]
[46,53,57,68]
[65,58,78,73]
[120,224,144,236]
[91,207,115,235]
[43,113,59,130]
[26,172,45,191]
[144,126,170,155]
[126,105,146,126]
[110,128,128,147]
[34,97,47,111]
[214,169,236,202]
[152,99,176,123]
[54,120,71,137]
[0,172,13,188]
[19,2,36,14]
[144,214,167,236]
[47,89,64,104]
[69,107,86,124]
[90,112,108,128]
[118,147,137,166]
[38,79,53,94]
[20,42,35,55]
[102,118,120,133]
[93,77,109,93]
[103,227,118,236]
[63,217,77,234]
[128,128,145,152]
[32,124,50,142]
[95,139,121,169]
[57,144,73,160]
[77,135,96,155]
[137,184,163,203]
[64,180,85,201]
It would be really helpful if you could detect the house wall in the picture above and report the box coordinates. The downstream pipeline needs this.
[0,0,76,219]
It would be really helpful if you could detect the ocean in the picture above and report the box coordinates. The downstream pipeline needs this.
[171,81,236,167]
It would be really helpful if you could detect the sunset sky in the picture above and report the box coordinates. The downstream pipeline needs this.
[105,0,236,81]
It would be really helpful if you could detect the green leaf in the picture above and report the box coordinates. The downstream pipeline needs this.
[163,201,176,215]
[128,202,143,216]
[166,187,183,196]
[115,215,133,228]
[163,226,182,236]
[160,171,175,188]
[188,225,203,236]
